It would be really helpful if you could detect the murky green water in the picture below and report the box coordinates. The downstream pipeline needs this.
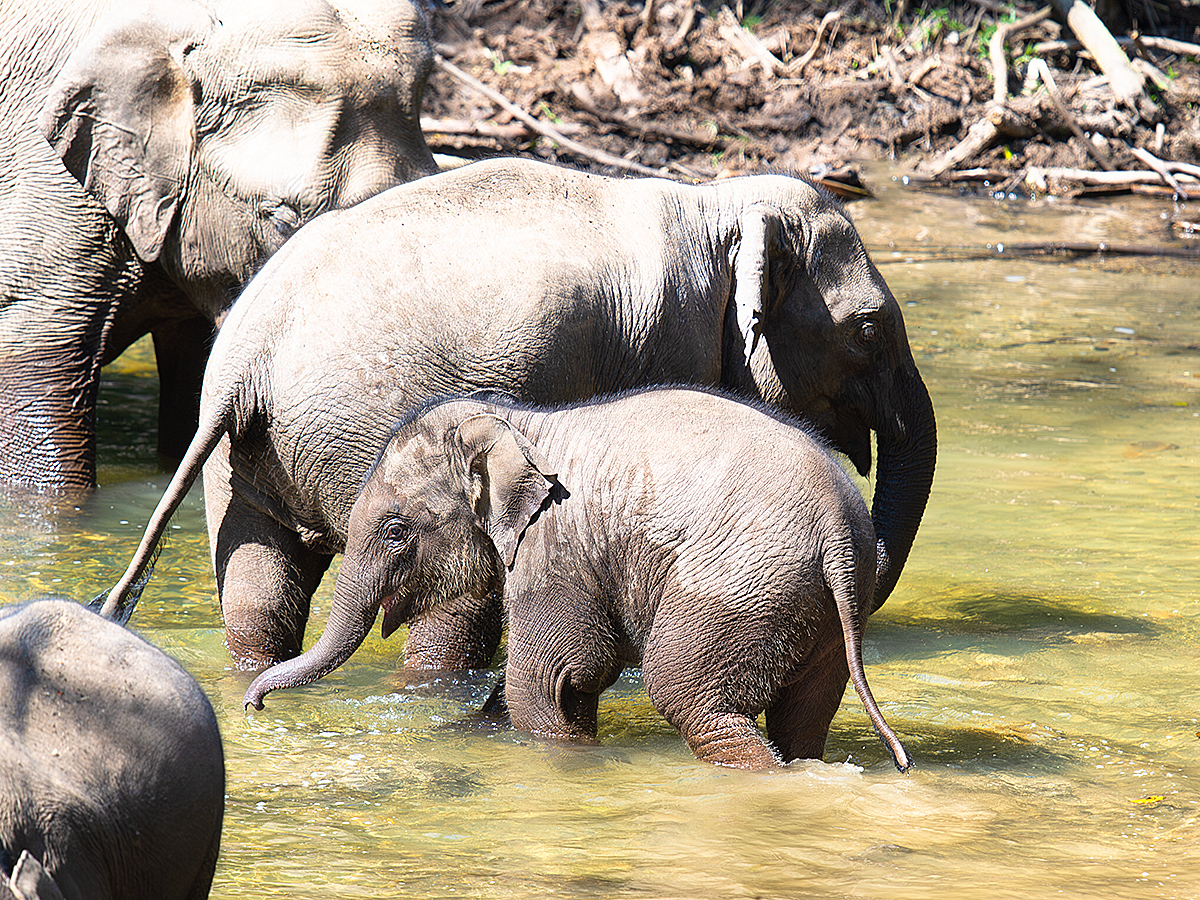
[2,170,1197,899]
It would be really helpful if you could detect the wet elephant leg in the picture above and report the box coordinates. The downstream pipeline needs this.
[204,441,332,669]
[641,617,782,769]
[402,594,504,670]
[764,623,850,763]
[645,663,782,769]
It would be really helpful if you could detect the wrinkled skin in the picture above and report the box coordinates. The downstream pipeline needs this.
[0,0,437,495]
[244,389,912,771]
[104,157,936,671]
[0,599,224,900]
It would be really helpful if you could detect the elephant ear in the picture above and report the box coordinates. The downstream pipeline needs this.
[5,851,66,900]
[38,7,211,263]
[453,415,558,570]
[731,203,785,366]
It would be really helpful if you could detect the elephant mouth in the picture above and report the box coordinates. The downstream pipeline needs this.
[380,592,405,639]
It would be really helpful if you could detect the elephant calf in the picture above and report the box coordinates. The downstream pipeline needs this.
[244,388,911,771]
[0,600,225,900]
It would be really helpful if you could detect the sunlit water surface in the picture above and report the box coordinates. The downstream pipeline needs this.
[1,168,1197,899]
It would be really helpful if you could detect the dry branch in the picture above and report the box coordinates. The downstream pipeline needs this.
[716,6,787,75]
[790,9,844,76]
[1026,59,1113,170]
[1131,147,1191,198]
[989,6,1053,105]
[433,54,665,178]
[1050,0,1149,112]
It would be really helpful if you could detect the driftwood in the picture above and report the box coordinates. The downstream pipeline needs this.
[1026,59,1113,170]
[433,54,665,178]
[421,116,584,140]
[1050,0,1149,113]
[989,6,1053,105]
[562,82,728,151]
[874,240,1200,263]
[1025,165,1199,194]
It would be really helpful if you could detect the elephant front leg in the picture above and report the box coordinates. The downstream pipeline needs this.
[402,593,503,671]
[205,445,332,669]
[0,345,101,494]
[501,591,614,743]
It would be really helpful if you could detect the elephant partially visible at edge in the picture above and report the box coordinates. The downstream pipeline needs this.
[102,156,937,671]
[0,0,438,496]
[243,389,912,772]
[0,599,224,900]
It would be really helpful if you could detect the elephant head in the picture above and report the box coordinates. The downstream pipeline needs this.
[243,408,557,709]
[37,0,438,323]
[723,187,937,611]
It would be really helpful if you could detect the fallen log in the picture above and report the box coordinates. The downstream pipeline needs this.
[1050,0,1151,113]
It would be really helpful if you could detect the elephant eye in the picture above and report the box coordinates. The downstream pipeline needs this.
[260,201,303,238]
[381,520,412,549]
[855,320,879,347]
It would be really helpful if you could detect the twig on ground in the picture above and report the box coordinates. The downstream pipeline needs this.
[422,117,584,140]
[1130,147,1191,199]
[562,82,727,151]
[989,6,1053,106]
[925,104,1036,176]
[1027,59,1113,170]
[873,240,1200,262]
[716,6,787,75]
[434,54,667,178]
[663,2,698,53]
[1025,165,1199,193]
[789,9,843,76]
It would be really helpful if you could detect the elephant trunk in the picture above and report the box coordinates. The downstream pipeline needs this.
[242,576,379,710]
[870,367,937,612]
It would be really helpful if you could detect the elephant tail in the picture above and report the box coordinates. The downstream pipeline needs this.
[826,535,912,773]
[94,400,233,624]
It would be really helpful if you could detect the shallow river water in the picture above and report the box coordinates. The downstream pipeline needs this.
[2,169,1198,899]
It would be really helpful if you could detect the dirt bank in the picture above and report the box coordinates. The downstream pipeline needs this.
[421,0,1200,201]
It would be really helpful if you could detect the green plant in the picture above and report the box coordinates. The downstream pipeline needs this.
[484,48,513,75]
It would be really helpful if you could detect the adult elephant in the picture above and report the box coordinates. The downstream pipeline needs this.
[0,599,224,900]
[102,157,937,671]
[0,0,438,495]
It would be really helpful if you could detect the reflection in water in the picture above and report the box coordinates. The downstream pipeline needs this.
[1,172,1197,899]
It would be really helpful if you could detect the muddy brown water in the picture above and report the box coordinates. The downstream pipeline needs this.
[2,166,1197,899]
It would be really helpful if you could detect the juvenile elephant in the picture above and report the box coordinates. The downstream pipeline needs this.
[0,599,225,900]
[243,389,912,771]
[0,0,438,494]
[102,157,936,671]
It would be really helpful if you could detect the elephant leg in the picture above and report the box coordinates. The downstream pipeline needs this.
[402,593,504,670]
[764,622,850,763]
[152,317,214,464]
[0,342,101,493]
[644,661,782,768]
[502,588,612,743]
[205,442,332,669]
[640,615,782,769]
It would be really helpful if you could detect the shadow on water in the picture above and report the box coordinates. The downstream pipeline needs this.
[875,587,1162,640]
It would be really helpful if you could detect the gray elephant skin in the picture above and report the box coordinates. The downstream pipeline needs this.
[243,388,912,771]
[103,156,937,672]
[0,599,224,900]
[0,0,438,494]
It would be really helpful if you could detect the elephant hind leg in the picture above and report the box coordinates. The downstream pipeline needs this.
[643,663,782,769]
[680,711,784,769]
[764,628,850,764]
